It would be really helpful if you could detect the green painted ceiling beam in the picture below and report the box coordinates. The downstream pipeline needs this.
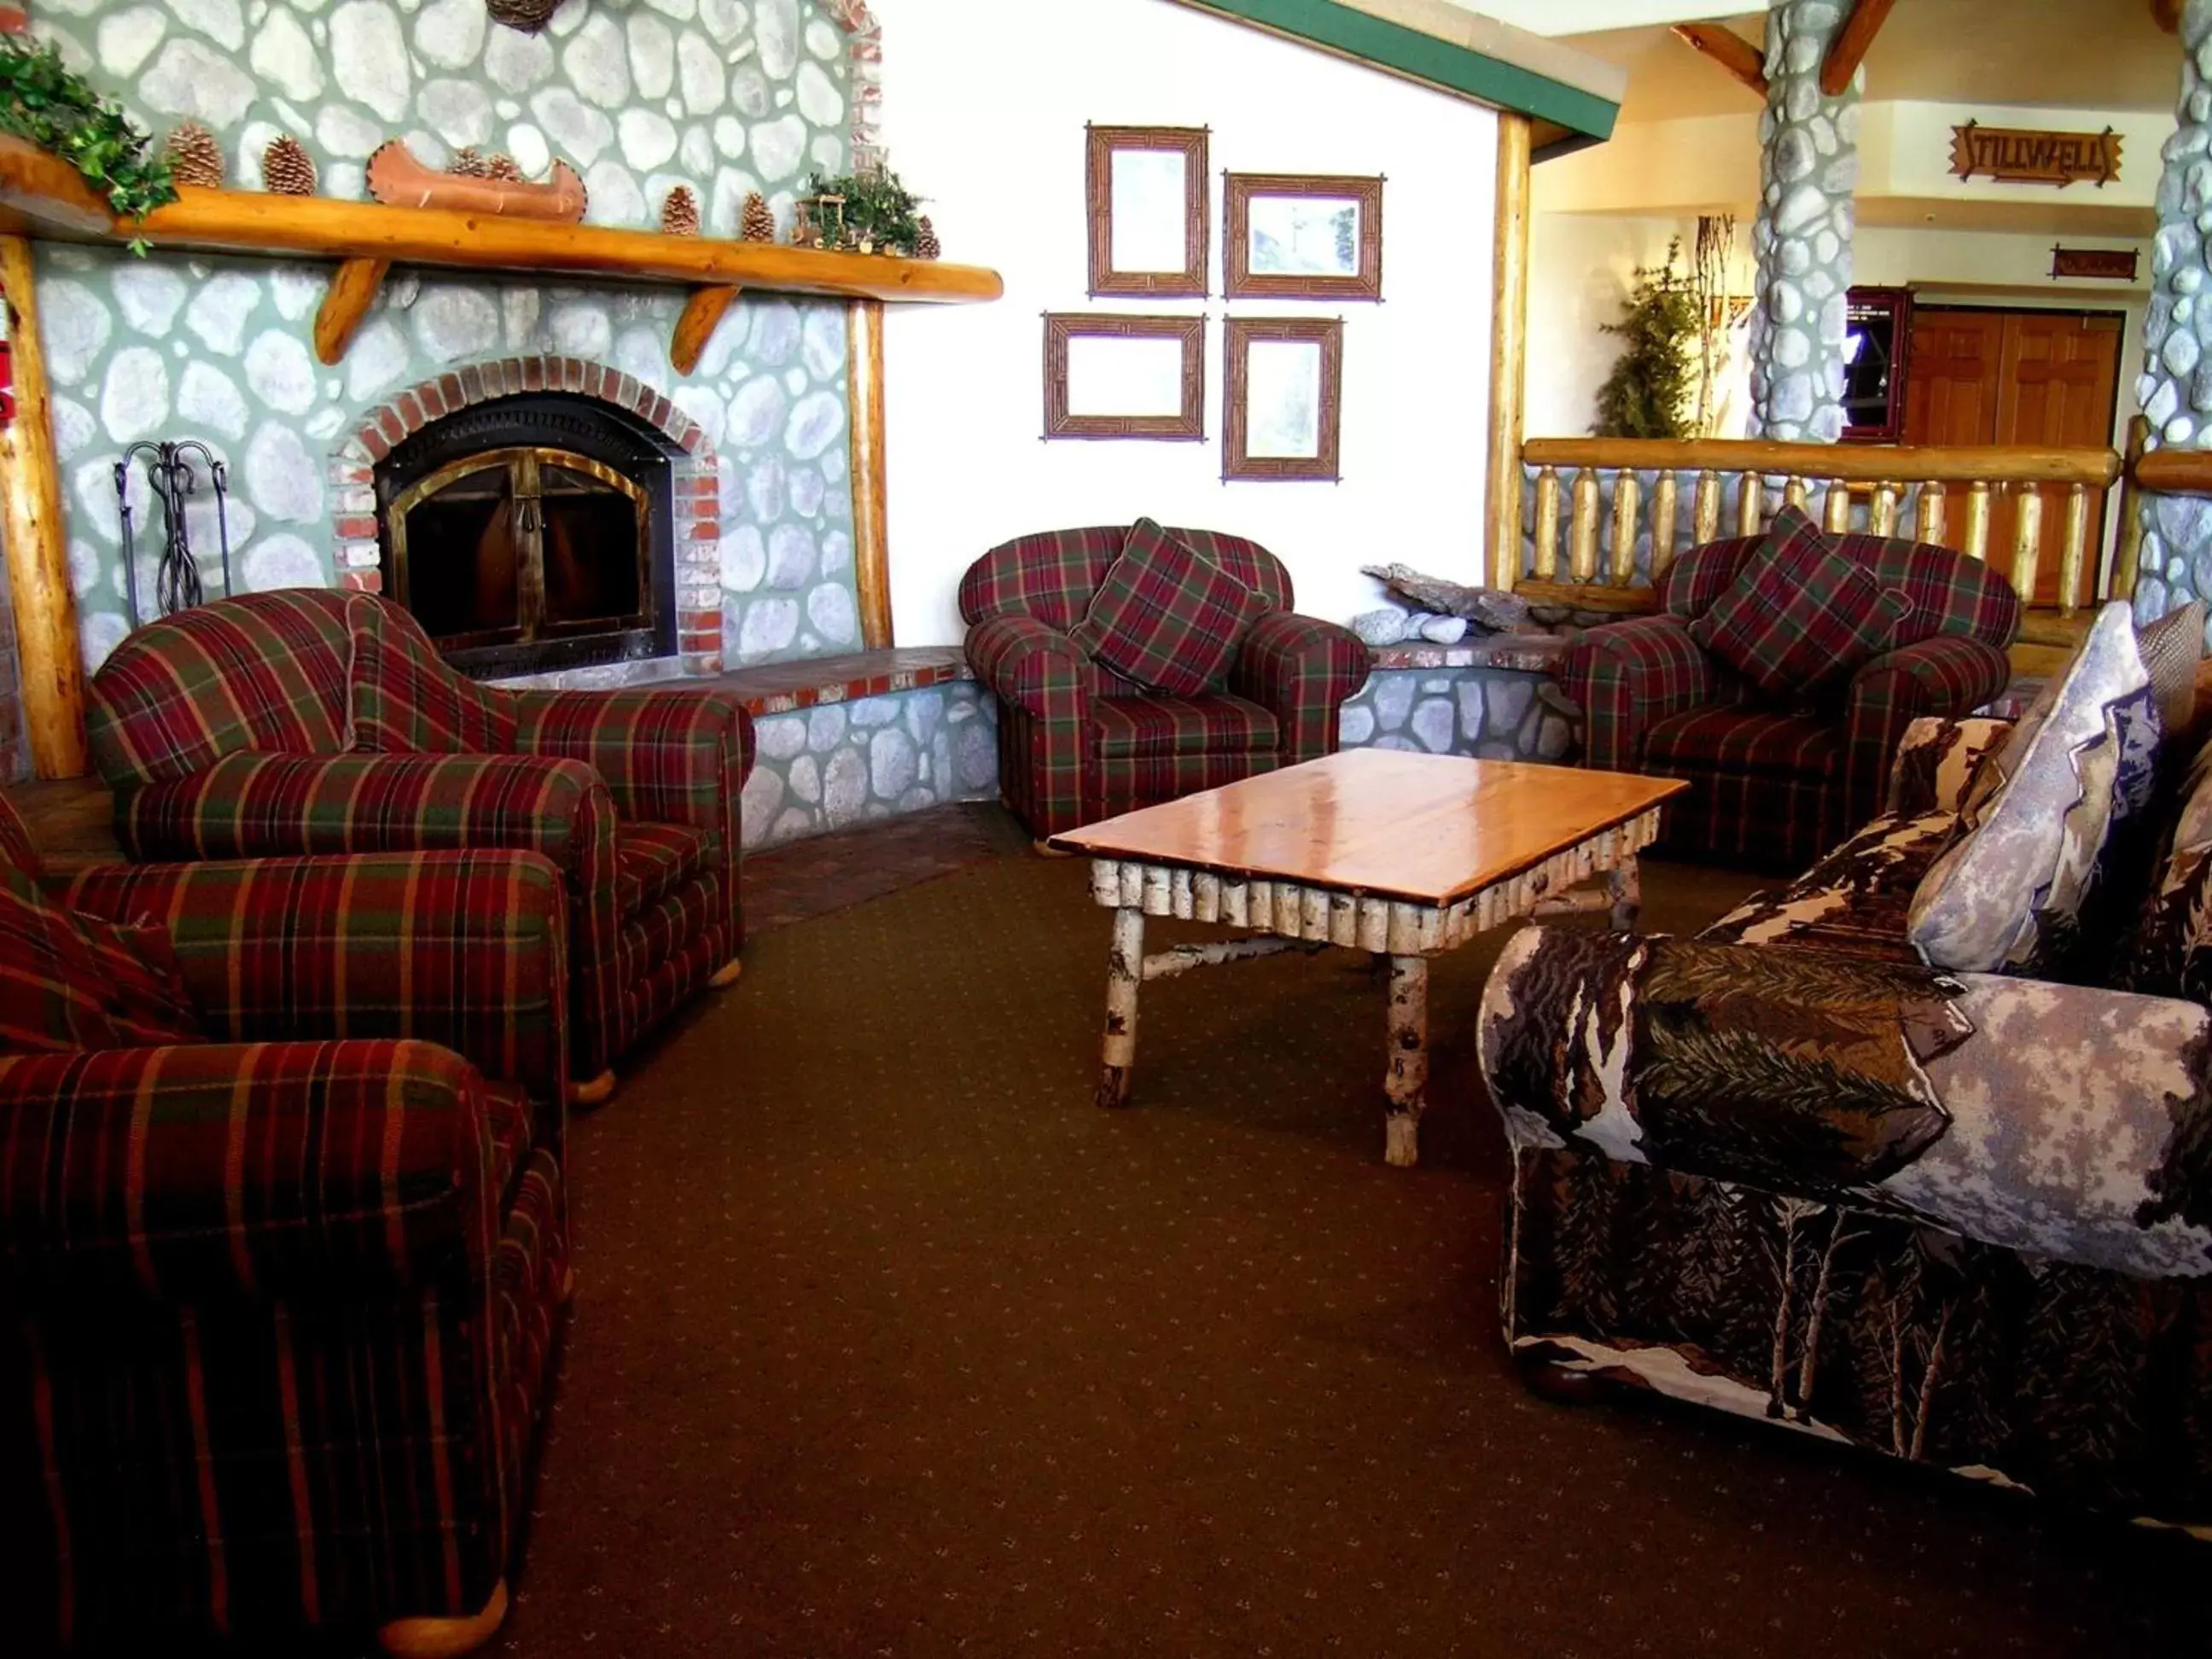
[1163,0,1621,147]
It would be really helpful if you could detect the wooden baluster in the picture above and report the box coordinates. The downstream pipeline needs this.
[1871,482,1901,537]
[2111,412,2151,603]
[1822,480,1851,534]
[1569,469,1601,583]
[1532,466,1562,580]
[1736,473,1763,536]
[1914,482,1947,547]
[2011,486,2045,606]
[1609,472,1641,584]
[1783,475,1808,513]
[1650,472,1679,581]
[1692,469,1721,544]
[2058,483,2091,615]
[1961,481,1992,562]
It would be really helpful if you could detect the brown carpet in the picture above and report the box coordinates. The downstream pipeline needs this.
[495,841,2198,1658]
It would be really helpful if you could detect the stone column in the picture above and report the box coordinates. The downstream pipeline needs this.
[1746,2,1861,441]
[2133,0,2212,620]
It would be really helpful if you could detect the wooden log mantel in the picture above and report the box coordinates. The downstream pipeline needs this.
[0,136,1002,372]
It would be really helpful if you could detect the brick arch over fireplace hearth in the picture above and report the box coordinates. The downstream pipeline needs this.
[329,357,728,675]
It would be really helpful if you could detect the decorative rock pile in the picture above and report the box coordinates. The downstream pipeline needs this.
[1745,0,1860,442]
[1348,561,1533,647]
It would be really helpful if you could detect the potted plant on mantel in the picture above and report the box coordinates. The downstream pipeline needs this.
[0,36,175,250]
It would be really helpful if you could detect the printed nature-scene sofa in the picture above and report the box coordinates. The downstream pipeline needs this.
[84,589,754,1097]
[959,524,1372,838]
[1558,527,2020,872]
[0,792,570,1650]
[1477,703,2212,1531]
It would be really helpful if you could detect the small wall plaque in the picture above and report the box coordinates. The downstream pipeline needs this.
[2048,244,2139,282]
[1949,121,2122,188]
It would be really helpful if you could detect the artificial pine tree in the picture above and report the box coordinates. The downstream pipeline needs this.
[1592,237,1700,439]
[740,189,777,243]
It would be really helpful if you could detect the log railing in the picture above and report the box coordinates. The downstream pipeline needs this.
[1511,437,2124,619]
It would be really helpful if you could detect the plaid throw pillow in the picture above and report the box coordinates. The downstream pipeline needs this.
[1689,506,1912,698]
[1071,519,1269,696]
[0,864,200,1051]
[347,596,519,754]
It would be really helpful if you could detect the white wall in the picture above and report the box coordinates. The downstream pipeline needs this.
[870,0,1499,643]
[1525,212,1757,437]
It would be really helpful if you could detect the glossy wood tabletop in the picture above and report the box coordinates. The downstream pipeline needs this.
[1050,751,1686,905]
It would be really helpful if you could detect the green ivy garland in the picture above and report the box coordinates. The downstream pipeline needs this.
[0,37,177,252]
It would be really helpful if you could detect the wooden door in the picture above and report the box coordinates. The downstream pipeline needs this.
[1994,312,2122,607]
[1901,307,2122,608]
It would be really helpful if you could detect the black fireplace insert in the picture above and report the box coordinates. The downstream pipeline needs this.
[375,393,679,678]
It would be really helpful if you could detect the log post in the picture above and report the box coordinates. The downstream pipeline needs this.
[1097,905,1145,1109]
[1383,953,1429,1167]
[1485,113,1531,593]
[847,297,893,648]
[0,234,88,778]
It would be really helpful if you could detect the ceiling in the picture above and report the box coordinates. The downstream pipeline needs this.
[1564,0,2182,125]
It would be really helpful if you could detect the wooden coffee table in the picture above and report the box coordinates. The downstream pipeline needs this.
[1050,750,1685,1167]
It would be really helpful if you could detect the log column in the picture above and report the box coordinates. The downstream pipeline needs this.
[0,234,87,778]
[1485,114,1531,592]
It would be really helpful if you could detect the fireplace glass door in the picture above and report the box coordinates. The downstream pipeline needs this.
[387,446,650,658]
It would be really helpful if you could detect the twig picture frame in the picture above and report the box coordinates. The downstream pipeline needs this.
[1224,317,1342,480]
[1224,173,1383,301]
[1044,312,1208,440]
[1086,125,1210,298]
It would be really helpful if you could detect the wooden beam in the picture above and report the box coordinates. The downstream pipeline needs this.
[847,298,893,649]
[1485,113,1531,593]
[669,283,742,375]
[2154,0,2183,33]
[0,137,1003,307]
[1820,0,1896,96]
[313,257,387,364]
[0,234,87,778]
[1670,23,1767,99]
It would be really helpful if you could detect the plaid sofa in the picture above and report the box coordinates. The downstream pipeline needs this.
[85,589,753,1091]
[1479,716,2212,1530]
[959,527,1372,836]
[1559,533,2019,870]
[0,795,570,1650]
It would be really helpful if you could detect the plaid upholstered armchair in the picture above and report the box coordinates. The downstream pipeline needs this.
[86,590,753,1103]
[959,523,1372,838]
[1559,520,2020,870]
[0,796,568,1655]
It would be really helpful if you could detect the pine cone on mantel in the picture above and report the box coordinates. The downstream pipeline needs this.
[164,121,224,189]
[261,135,317,197]
[661,184,701,237]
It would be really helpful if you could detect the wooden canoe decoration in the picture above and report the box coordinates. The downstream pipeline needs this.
[366,141,587,220]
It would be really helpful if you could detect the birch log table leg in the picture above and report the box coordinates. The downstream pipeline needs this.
[1098,905,1145,1109]
[1607,857,1642,929]
[1383,954,1430,1167]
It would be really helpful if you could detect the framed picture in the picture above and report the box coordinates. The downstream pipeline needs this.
[1224,317,1341,480]
[1224,173,1383,301]
[1086,125,1209,298]
[1044,312,1208,440]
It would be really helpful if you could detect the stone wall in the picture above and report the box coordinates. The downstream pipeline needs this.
[743,681,997,847]
[31,0,868,676]
[1336,643,1580,762]
[1746,2,1860,442]
[2134,0,2212,626]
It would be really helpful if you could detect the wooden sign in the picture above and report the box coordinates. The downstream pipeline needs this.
[2049,245,2139,282]
[1950,121,2121,188]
